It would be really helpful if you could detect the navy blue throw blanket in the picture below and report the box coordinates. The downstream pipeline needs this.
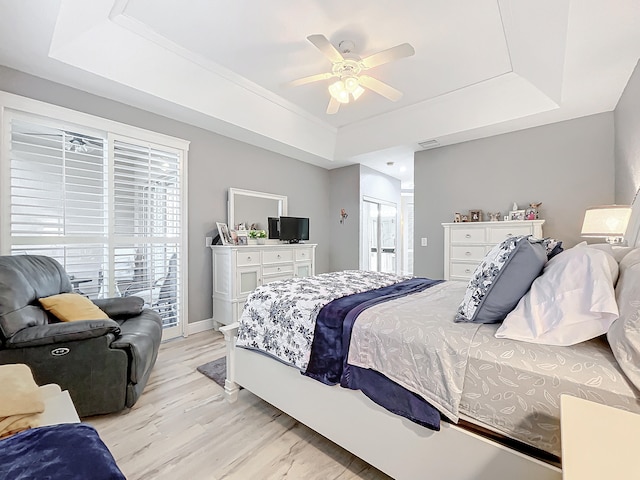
[0,423,125,480]
[305,277,444,431]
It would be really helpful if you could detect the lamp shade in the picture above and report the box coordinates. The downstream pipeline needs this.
[581,205,632,238]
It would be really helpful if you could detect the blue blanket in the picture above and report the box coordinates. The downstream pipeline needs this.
[0,423,125,480]
[305,277,444,431]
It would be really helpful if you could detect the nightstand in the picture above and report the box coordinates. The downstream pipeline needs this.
[560,394,638,479]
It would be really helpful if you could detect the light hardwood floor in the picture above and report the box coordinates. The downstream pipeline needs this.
[86,331,391,480]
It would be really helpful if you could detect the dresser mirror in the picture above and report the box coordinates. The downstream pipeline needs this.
[228,188,288,232]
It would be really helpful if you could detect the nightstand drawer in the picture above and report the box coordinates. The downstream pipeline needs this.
[263,250,293,264]
[451,245,486,261]
[450,262,480,279]
[236,250,261,266]
[487,225,533,244]
[451,228,486,244]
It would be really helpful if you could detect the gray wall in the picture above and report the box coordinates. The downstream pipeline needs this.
[615,60,640,204]
[414,113,615,278]
[0,66,331,325]
[329,165,360,271]
[328,164,401,272]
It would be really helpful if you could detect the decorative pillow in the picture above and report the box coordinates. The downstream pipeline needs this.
[39,293,109,322]
[607,248,640,391]
[455,235,547,323]
[542,238,563,260]
[495,246,619,345]
[574,241,620,284]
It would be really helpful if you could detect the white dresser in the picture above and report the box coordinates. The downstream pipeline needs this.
[210,244,317,328]
[442,220,544,281]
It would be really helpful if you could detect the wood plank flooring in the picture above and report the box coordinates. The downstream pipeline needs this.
[86,331,391,480]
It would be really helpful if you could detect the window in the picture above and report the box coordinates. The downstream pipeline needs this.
[1,103,187,339]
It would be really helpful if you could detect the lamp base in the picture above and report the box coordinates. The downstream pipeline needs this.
[605,236,626,245]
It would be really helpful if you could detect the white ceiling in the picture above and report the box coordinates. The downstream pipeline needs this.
[0,0,639,188]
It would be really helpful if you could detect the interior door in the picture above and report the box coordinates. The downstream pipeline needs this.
[362,198,397,273]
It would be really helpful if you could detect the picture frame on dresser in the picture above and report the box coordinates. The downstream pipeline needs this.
[217,222,232,245]
[509,209,526,221]
[469,210,482,222]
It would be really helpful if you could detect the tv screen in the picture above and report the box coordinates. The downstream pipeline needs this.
[279,216,309,243]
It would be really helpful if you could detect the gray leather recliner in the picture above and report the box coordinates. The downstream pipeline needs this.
[0,255,163,417]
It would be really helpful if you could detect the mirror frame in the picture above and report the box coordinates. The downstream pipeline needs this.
[227,188,288,231]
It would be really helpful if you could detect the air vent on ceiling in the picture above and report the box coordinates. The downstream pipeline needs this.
[418,139,440,149]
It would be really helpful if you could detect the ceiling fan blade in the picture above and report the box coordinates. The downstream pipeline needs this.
[326,97,340,115]
[359,75,403,101]
[360,43,415,69]
[307,34,344,63]
[289,72,334,87]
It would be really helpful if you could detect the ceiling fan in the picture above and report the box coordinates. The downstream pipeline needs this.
[291,34,415,114]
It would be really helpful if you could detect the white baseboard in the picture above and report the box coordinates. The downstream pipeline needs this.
[187,317,215,335]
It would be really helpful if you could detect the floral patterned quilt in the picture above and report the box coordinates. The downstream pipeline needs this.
[236,270,410,370]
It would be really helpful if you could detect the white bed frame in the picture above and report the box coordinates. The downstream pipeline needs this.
[221,324,561,480]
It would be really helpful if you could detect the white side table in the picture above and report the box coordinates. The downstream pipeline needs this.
[560,394,638,479]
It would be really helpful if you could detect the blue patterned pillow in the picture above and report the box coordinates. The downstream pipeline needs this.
[455,235,547,323]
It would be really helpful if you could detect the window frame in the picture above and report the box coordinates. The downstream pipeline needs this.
[0,91,190,340]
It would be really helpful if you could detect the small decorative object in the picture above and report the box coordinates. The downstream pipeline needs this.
[216,222,232,245]
[503,215,509,221]
[461,214,469,222]
[488,212,501,222]
[512,202,519,211]
[248,229,267,244]
[340,208,348,224]
[236,223,247,231]
[469,210,482,222]
[509,209,526,221]
[526,202,542,220]
[236,231,248,245]
[454,213,462,223]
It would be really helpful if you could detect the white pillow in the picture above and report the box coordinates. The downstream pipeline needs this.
[574,241,619,284]
[494,246,619,346]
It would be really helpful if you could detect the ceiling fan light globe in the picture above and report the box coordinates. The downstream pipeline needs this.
[344,76,359,93]
[352,85,365,100]
[329,80,350,103]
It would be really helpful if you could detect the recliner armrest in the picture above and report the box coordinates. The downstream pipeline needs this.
[93,296,144,318]
[5,320,121,348]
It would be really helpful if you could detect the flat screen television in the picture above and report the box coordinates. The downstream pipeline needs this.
[278,216,309,243]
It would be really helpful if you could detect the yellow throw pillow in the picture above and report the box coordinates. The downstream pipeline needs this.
[39,293,109,322]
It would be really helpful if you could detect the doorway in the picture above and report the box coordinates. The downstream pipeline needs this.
[362,197,398,273]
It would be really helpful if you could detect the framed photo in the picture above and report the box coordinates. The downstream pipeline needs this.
[469,210,482,222]
[236,231,248,245]
[216,222,232,245]
[460,214,469,222]
[230,229,239,245]
[509,209,526,221]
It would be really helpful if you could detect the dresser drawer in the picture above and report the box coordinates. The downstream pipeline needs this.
[236,250,261,266]
[451,245,486,261]
[450,262,480,279]
[451,228,486,244]
[263,264,294,277]
[295,248,313,262]
[488,225,533,244]
[263,249,294,264]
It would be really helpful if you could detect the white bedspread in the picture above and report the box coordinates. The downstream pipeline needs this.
[347,281,480,421]
[236,270,410,370]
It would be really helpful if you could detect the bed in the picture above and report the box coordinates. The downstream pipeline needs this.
[220,238,640,480]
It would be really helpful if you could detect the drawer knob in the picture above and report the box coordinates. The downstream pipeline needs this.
[465,268,471,273]
[247,256,252,261]
[277,254,281,258]
[277,267,281,271]
[465,251,471,256]
[301,253,306,257]
[465,234,471,238]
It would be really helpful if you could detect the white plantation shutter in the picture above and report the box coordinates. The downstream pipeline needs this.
[4,114,185,334]
[111,138,182,328]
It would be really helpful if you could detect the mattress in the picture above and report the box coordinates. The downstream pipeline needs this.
[459,323,640,457]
